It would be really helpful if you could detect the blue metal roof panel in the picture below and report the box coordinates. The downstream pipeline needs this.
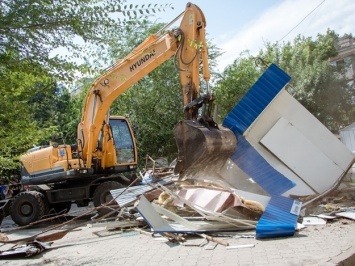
[229,132,295,195]
[222,64,298,238]
[223,63,291,135]
[256,196,299,238]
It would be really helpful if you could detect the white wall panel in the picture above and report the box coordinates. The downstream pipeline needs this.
[243,91,354,195]
[260,117,344,193]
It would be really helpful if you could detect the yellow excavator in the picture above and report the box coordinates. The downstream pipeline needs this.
[4,2,236,226]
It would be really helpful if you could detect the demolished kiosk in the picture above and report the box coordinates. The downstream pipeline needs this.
[113,63,355,239]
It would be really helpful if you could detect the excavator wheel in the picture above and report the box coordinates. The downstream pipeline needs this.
[10,191,48,226]
[93,181,123,217]
[173,120,237,179]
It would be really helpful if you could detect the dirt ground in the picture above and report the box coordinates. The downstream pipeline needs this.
[301,178,355,216]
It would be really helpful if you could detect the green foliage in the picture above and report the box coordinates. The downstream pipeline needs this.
[258,29,354,131]
[0,156,19,180]
[215,30,355,132]
[0,0,173,79]
[28,84,82,145]
[0,58,54,150]
[0,0,171,178]
[0,59,77,178]
[214,52,260,122]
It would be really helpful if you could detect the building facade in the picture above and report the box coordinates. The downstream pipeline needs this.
[330,35,355,84]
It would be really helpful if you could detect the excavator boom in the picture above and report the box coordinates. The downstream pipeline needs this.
[76,2,236,177]
[78,3,236,177]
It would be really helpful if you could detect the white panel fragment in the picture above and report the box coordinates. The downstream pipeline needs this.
[260,117,343,193]
[243,90,355,196]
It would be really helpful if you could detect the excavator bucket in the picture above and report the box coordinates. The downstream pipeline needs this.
[173,120,237,178]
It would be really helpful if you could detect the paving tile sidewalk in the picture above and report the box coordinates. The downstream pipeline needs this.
[1,219,354,266]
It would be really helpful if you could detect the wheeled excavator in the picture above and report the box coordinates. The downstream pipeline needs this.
[1,2,236,226]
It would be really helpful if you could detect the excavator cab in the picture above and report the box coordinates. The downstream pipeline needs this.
[109,117,136,164]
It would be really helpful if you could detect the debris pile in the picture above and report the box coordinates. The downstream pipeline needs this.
[1,63,355,259]
[1,163,355,259]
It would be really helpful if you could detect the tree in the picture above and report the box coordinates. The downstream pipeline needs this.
[214,52,260,122]
[0,0,173,79]
[214,30,355,132]
[0,60,57,178]
[0,1,172,178]
[28,83,82,144]
[259,29,354,131]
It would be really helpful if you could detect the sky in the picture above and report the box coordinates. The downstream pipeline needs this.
[141,0,355,71]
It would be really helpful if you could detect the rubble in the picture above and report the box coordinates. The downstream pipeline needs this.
[0,173,354,259]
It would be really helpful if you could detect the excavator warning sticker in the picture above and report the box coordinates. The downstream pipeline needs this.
[290,200,302,216]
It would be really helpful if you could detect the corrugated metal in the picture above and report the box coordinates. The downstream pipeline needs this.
[223,64,294,196]
[223,63,291,135]
[256,196,299,238]
[110,177,172,207]
[136,196,254,233]
[222,64,297,238]
[229,132,295,195]
[110,185,153,207]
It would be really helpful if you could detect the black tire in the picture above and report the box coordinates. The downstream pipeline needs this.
[48,202,72,215]
[93,181,123,216]
[10,191,47,226]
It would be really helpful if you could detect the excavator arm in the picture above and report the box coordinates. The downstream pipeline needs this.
[78,3,209,167]
[77,2,236,176]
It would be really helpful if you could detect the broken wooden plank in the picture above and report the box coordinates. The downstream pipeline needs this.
[198,234,229,247]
